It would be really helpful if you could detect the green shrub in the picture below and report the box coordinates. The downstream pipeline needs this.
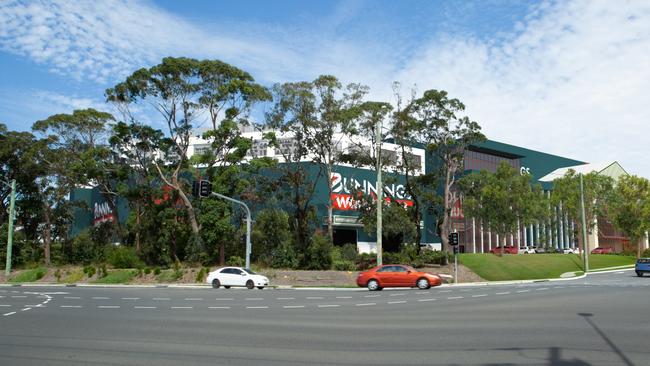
[83,265,96,278]
[355,253,377,270]
[195,267,208,282]
[383,252,410,265]
[400,244,419,261]
[226,256,245,267]
[9,267,47,283]
[107,246,144,269]
[619,248,637,257]
[92,269,137,284]
[333,260,356,271]
[643,248,650,257]
[340,243,358,261]
[271,241,299,269]
[153,267,161,275]
[304,234,333,270]
[144,267,152,275]
[418,250,450,265]
[54,269,62,282]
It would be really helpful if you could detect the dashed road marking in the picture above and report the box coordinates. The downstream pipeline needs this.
[64,296,81,299]
[496,292,510,295]
[536,288,549,291]
[516,290,530,293]
[11,296,27,298]
[245,298,263,301]
[3,312,16,316]
[388,301,407,304]
[122,297,140,300]
[98,306,120,309]
[472,294,488,298]
[416,292,430,295]
[418,298,436,302]
[153,298,170,301]
[283,305,305,309]
[134,306,157,309]
[364,295,380,298]
[208,306,230,309]
[439,290,452,293]
[335,296,352,299]
[246,306,269,309]
[318,304,340,308]
[0,305,10,307]
[389,293,405,297]
[61,305,82,308]
[92,297,110,300]
[306,297,324,300]
[216,298,234,301]
[447,296,464,300]
[171,306,193,309]
[20,308,31,312]
[356,303,376,306]
[184,298,203,301]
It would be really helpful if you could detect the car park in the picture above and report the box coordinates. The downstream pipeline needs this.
[635,258,650,277]
[489,246,518,254]
[206,267,269,289]
[591,247,613,254]
[356,264,442,291]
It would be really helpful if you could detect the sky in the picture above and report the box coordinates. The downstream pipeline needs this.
[1,0,649,177]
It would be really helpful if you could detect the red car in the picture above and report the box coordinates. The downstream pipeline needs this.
[591,247,614,254]
[356,264,442,291]
[489,246,518,254]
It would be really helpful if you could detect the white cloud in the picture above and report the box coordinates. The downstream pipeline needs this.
[1,0,649,178]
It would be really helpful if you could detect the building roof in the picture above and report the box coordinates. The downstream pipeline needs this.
[538,161,629,182]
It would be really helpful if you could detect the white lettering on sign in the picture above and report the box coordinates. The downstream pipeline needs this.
[520,167,531,175]
[93,202,115,226]
[330,172,411,200]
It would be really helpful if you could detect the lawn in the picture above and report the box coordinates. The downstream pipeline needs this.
[92,269,138,284]
[459,254,636,281]
[9,267,47,283]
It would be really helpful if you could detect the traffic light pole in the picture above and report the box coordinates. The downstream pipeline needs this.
[210,192,252,269]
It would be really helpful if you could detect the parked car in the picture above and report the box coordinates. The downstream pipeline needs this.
[489,246,518,254]
[560,247,578,254]
[356,264,442,291]
[519,246,536,254]
[534,247,547,254]
[591,247,613,254]
[635,258,650,277]
[206,267,269,289]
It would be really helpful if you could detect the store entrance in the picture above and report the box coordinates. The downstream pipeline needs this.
[333,228,357,246]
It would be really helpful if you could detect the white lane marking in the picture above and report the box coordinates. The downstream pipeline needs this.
[283,305,305,309]
[64,296,81,299]
[416,292,430,295]
[171,306,193,309]
[388,301,407,304]
[184,298,203,301]
[536,288,549,291]
[356,303,376,306]
[92,297,110,300]
[516,290,530,293]
[555,286,565,289]
[318,304,340,308]
[277,297,295,300]
[98,306,120,309]
[447,296,464,300]
[39,292,69,295]
[335,296,352,299]
[418,298,436,302]
[496,292,510,295]
[25,304,43,307]
[20,308,31,312]
[246,306,269,309]
[616,271,625,274]
[61,305,82,308]
[306,297,324,300]
[3,312,16,316]
[122,297,140,300]
[153,298,170,301]
[389,293,405,297]
[134,306,157,309]
[245,298,263,301]
[472,294,488,298]
[364,295,380,298]
[0,305,10,307]
[11,296,27,298]
[208,306,231,309]
[439,290,452,293]
[215,298,234,301]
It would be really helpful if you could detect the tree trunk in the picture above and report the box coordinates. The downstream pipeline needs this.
[43,205,52,266]
[219,244,225,265]
[135,204,141,254]
[176,184,200,235]
[326,164,333,243]
[441,167,453,253]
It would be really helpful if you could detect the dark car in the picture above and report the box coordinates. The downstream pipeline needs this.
[635,258,650,277]
[489,246,518,254]
[591,247,613,254]
[356,264,442,291]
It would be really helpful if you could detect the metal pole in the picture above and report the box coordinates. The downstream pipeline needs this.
[211,192,252,269]
[376,116,383,266]
[580,174,589,272]
[5,179,16,276]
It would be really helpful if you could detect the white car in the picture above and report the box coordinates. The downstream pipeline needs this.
[519,246,536,254]
[206,267,269,290]
[560,247,578,254]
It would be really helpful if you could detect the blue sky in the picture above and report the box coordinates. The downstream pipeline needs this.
[1,0,649,177]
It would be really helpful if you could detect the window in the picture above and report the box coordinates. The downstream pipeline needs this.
[377,266,395,273]
[274,138,296,156]
[404,152,422,170]
[231,269,243,275]
[394,266,408,273]
[249,140,268,157]
[220,268,232,274]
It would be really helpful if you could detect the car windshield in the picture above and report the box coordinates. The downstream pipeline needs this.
[244,268,256,275]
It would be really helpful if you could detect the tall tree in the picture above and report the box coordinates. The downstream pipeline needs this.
[404,90,485,252]
[551,170,614,253]
[609,175,650,258]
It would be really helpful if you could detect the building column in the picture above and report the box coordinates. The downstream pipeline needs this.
[645,231,649,252]
[531,224,536,247]
[517,219,522,248]
[488,230,492,250]
[570,221,576,248]
[496,234,499,248]
[480,221,484,253]
[558,202,564,249]
[472,218,476,253]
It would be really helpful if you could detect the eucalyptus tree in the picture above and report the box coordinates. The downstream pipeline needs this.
[403,89,485,252]
[32,109,121,242]
[459,162,547,254]
[609,175,650,258]
[303,75,368,242]
[551,170,614,252]
[264,81,320,251]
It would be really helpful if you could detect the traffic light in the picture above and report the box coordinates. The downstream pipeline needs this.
[448,232,459,246]
[192,181,200,197]
[199,180,212,197]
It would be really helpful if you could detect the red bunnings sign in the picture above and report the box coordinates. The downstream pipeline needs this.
[330,172,413,211]
[93,202,114,226]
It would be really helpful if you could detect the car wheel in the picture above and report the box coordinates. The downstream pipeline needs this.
[367,279,380,291]
[416,278,430,290]
[246,280,255,289]
[257,286,264,290]
[211,279,220,289]
[224,286,231,289]
[636,271,643,277]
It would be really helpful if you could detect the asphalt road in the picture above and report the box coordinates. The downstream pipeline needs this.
[0,270,648,366]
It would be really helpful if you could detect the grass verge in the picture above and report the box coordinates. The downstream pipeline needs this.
[92,269,137,284]
[459,254,636,281]
[9,267,47,283]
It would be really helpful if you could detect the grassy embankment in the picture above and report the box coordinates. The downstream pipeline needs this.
[459,253,636,281]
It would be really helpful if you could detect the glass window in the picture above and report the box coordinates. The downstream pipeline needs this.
[231,269,243,275]
[377,266,394,272]
[220,268,232,274]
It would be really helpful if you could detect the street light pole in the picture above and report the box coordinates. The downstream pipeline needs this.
[375,116,383,266]
[5,179,16,276]
[579,173,589,273]
[210,192,252,269]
